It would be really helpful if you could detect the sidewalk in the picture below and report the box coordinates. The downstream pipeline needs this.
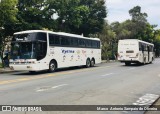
[145,98,160,114]
[0,67,15,74]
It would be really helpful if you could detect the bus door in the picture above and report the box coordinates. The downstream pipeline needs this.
[142,44,145,63]
[147,46,150,62]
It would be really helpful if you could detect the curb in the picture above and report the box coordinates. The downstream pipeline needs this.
[145,97,160,114]
[101,60,118,63]
[0,68,17,74]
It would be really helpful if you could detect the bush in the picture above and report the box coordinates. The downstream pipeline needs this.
[0,63,2,68]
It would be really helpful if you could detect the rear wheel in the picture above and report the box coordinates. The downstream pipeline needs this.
[86,59,91,68]
[143,57,146,64]
[49,61,56,72]
[125,62,131,66]
[90,59,95,67]
[150,57,154,64]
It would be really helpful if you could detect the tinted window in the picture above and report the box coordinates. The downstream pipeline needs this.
[70,37,78,46]
[61,36,70,46]
[139,42,142,51]
[49,34,60,45]
[86,40,92,48]
[78,39,85,47]
[36,32,47,41]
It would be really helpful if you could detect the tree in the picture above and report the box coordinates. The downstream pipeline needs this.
[16,0,52,30]
[98,22,116,60]
[129,6,148,23]
[0,0,18,67]
[48,0,107,36]
[153,30,160,57]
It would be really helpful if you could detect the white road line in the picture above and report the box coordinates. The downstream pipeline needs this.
[36,84,68,92]
[101,73,114,77]
[133,94,159,105]
[51,84,68,89]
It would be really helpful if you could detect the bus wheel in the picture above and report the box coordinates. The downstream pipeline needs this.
[90,59,95,67]
[125,62,130,66]
[143,58,146,64]
[150,57,154,64]
[49,61,56,72]
[86,59,91,68]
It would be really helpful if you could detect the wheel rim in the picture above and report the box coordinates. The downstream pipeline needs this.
[87,60,90,67]
[50,63,55,71]
[91,60,94,66]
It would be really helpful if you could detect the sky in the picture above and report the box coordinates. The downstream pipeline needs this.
[106,0,160,29]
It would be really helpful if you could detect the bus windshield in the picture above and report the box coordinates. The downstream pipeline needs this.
[11,41,47,60]
[11,42,36,59]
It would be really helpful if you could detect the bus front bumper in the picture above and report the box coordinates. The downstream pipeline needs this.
[9,64,39,71]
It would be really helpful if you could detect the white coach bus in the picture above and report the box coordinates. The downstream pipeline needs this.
[9,30,101,72]
[118,39,154,65]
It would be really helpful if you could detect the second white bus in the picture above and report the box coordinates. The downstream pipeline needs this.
[118,39,154,65]
[9,30,101,72]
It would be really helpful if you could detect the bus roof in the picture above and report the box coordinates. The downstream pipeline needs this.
[14,30,100,41]
[119,39,154,46]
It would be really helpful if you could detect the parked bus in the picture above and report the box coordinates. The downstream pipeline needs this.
[118,39,154,65]
[9,30,101,72]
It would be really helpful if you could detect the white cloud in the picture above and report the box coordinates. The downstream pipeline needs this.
[106,0,160,29]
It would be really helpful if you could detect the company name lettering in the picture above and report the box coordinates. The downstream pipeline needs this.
[62,49,75,54]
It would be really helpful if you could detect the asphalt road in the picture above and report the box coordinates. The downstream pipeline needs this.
[0,58,160,114]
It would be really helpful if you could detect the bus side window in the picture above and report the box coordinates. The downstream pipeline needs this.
[141,43,144,52]
[36,42,47,61]
[49,34,55,45]
[61,36,70,46]
[71,38,78,46]
[86,40,92,48]
[78,39,85,47]
[139,42,142,51]
[37,32,47,41]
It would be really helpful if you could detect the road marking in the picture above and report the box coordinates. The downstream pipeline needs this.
[0,74,57,85]
[0,64,118,85]
[36,84,68,92]
[101,73,114,77]
[133,94,159,105]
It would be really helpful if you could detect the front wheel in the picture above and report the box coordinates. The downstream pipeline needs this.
[49,61,56,72]
[86,59,91,68]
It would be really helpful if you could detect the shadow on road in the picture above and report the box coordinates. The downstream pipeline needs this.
[121,63,152,67]
[11,66,98,76]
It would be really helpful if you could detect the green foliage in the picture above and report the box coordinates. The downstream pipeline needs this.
[0,62,2,68]
[0,0,18,68]
[98,22,116,60]
[48,0,107,36]
[153,30,160,57]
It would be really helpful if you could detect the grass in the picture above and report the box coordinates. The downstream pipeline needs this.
[0,62,3,68]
